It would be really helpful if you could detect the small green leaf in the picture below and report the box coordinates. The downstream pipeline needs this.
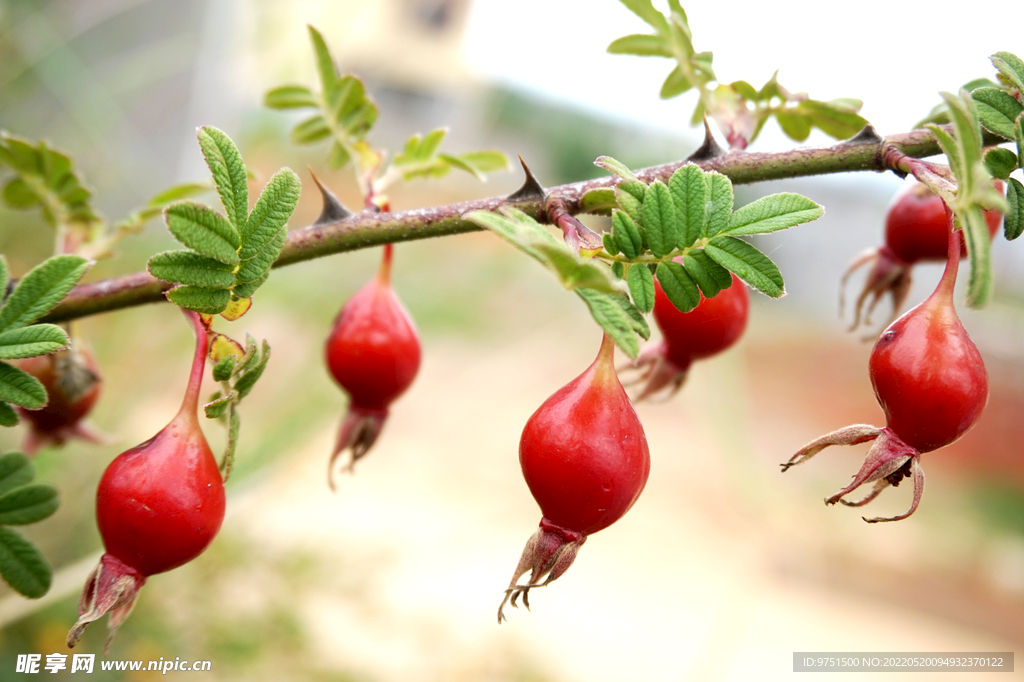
[602,232,619,256]
[0,527,51,598]
[328,142,350,169]
[642,181,678,258]
[204,391,234,419]
[235,228,286,285]
[704,172,733,237]
[240,168,300,259]
[231,272,269,300]
[0,325,68,360]
[0,256,8,298]
[0,364,46,410]
[213,356,236,383]
[984,148,1018,180]
[145,182,211,207]
[455,150,509,174]
[594,156,638,181]
[234,340,270,399]
[612,210,643,259]
[942,91,984,189]
[1006,178,1024,240]
[682,250,731,298]
[971,88,1024,139]
[927,123,964,182]
[668,164,706,247]
[148,250,236,289]
[0,485,58,525]
[607,33,671,57]
[576,288,648,359]
[0,453,33,496]
[165,203,240,266]
[166,286,231,315]
[626,264,655,313]
[963,206,993,307]
[725,193,823,235]
[616,180,646,223]
[197,127,249,232]
[797,100,868,139]
[581,188,617,215]
[291,115,332,145]
[0,256,90,333]
[0,403,17,427]
[264,85,318,109]
[308,25,339,101]
[705,236,784,297]
[659,65,693,99]
[2,178,38,209]
[656,260,699,312]
[730,80,759,102]
[775,109,811,141]
[616,0,669,35]
[991,52,1024,94]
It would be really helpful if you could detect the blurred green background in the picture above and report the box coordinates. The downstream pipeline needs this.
[1,1,1024,680]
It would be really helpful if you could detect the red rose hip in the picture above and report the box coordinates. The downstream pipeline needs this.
[498,333,650,621]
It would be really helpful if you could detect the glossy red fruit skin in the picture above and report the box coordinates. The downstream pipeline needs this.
[96,414,225,576]
[869,292,988,454]
[884,181,1002,263]
[325,275,420,411]
[520,340,650,535]
[653,273,749,369]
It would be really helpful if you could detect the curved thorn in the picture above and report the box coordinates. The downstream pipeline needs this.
[507,155,545,202]
[309,168,354,225]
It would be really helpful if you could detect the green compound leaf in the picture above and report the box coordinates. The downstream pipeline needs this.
[0,403,17,427]
[607,33,672,57]
[197,127,249,232]
[705,236,784,297]
[991,52,1024,94]
[668,163,707,247]
[656,260,700,312]
[683,250,732,298]
[0,255,90,333]
[0,527,51,598]
[612,210,643,259]
[642,181,678,258]
[971,87,1024,139]
[0,325,68,360]
[626,264,655,313]
[264,85,318,109]
[704,172,733,237]
[725,193,823,236]
[576,288,648,360]
[148,251,236,289]
[466,208,623,295]
[984,148,1018,180]
[0,485,58,525]
[241,168,300,259]
[165,203,240,266]
[0,453,34,496]
[1006,177,1024,240]
[166,286,232,315]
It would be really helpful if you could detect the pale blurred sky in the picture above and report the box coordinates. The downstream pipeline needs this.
[465,0,1023,147]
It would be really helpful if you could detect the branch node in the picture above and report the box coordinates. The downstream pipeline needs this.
[507,155,546,202]
[309,168,354,226]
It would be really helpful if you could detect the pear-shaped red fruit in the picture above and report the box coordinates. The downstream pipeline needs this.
[68,310,225,649]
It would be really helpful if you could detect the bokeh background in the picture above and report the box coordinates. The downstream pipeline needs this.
[1,0,1024,680]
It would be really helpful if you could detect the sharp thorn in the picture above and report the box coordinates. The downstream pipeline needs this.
[310,168,354,225]
[506,154,546,202]
[686,115,725,162]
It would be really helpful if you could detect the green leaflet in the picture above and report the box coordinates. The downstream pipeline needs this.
[166,286,232,315]
[264,85,318,109]
[626,264,655,313]
[0,255,90,332]
[705,236,784,297]
[0,453,34,497]
[704,172,733,237]
[725,193,823,236]
[241,168,300,258]
[972,88,1024,139]
[984,148,1018,180]
[656,260,699,312]
[668,163,706,247]
[0,325,69,360]
[0,403,17,427]
[0,363,47,410]
[148,251,237,289]
[607,33,672,57]
[1006,178,1024,241]
[612,210,643,259]
[0,527,51,598]
[576,288,648,359]
[198,126,249,231]
[165,203,240,266]
[682,250,731,299]
[0,485,59,525]
[642,181,678,258]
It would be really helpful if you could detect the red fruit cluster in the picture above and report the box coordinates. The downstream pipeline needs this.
[842,179,1002,331]
[67,310,225,649]
[17,342,105,455]
[628,272,748,400]
[498,334,650,621]
[784,202,988,522]
[325,244,421,486]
